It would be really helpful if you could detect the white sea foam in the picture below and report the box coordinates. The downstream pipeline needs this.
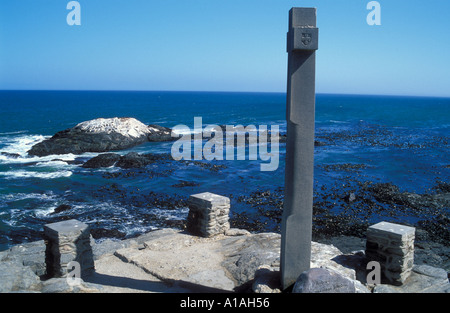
[171,128,203,136]
[34,160,72,167]
[329,120,349,124]
[0,130,28,136]
[0,134,48,160]
[0,134,100,171]
[150,207,189,220]
[34,206,58,218]
[0,170,73,180]
[0,135,77,179]
[3,192,57,202]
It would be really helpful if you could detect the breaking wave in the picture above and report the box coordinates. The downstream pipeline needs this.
[0,170,73,180]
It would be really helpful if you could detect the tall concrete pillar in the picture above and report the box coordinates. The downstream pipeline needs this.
[281,7,318,290]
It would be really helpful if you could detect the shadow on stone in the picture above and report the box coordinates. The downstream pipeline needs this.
[83,272,169,293]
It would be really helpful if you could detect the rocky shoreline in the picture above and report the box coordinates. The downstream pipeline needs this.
[0,227,448,293]
[1,117,448,293]
[6,117,449,272]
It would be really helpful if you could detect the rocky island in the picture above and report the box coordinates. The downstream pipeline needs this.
[27,117,174,157]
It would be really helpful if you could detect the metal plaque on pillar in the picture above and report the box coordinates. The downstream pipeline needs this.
[281,7,318,290]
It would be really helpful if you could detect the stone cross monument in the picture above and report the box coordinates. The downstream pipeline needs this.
[281,7,318,290]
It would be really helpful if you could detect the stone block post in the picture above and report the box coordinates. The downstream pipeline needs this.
[365,221,415,285]
[281,7,318,290]
[187,192,230,237]
[43,219,95,279]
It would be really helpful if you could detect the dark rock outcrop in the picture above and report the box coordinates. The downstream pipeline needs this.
[147,124,175,142]
[50,204,72,215]
[82,153,122,169]
[115,152,153,169]
[28,118,174,157]
[90,228,126,240]
[1,152,21,159]
[82,152,170,169]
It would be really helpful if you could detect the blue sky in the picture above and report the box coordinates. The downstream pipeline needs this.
[1,0,449,97]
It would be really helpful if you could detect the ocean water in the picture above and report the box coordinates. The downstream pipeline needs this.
[0,91,449,250]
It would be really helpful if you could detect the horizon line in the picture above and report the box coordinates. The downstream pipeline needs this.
[0,89,449,99]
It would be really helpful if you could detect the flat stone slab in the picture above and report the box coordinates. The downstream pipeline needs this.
[188,192,230,208]
[368,222,415,239]
[112,230,363,292]
[85,254,174,293]
[114,232,236,291]
[44,219,90,237]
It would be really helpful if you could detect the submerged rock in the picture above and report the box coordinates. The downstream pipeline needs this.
[171,180,200,188]
[82,152,170,169]
[115,152,153,169]
[1,152,21,158]
[343,192,357,203]
[82,153,121,168]
[28,118,174,157]
[51,204,72,215]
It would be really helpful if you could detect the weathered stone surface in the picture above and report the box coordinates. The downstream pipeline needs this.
[184,269,235,291]
[413,264,448,280]
[220,233,281,287]
[112,231,282,291]
[92,238,138,260]
[310,242,371,293]
[252,266,281,293]
[5,240,46,277]
[311,241,357,280]
[1,228,448,293]
[373,264,450,293]
[41,278,103,293]
[28,118,173,157]
[114,232,236,291]
[225,228,251,236]
[293,268,357,293]
[0,260,41,292]
[330,250,369,284]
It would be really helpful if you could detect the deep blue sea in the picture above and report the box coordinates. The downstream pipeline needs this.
[0,91,449,250]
